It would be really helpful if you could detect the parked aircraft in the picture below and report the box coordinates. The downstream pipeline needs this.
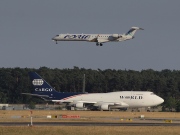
[22,72,164,111]
[52,27,144,46]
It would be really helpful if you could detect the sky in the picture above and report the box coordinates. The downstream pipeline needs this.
[0,0,180,71]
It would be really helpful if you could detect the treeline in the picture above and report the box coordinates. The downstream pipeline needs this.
[0,67,179,111]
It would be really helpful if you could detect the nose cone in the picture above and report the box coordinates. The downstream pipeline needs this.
[155,96,164,106]
[52,35,59,41]
[52,37,57,41]
[159,97,164,104]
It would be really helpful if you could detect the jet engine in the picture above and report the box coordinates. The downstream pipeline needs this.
[100,104,110,111]
[75,102,84,108]
[111,34,120,38]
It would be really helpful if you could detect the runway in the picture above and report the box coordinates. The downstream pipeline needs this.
[0,122,180,126]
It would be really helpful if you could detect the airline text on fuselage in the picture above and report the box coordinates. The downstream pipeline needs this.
[120,96,143,99]
[64,35,90,39]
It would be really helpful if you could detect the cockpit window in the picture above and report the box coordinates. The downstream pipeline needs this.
[56,35,59,37]
[150,93,155,95]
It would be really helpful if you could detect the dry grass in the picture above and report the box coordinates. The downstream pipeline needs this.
[0,111,180,135]
[0,126,179,135]
[0,110,180,122]
[1,110,180,118]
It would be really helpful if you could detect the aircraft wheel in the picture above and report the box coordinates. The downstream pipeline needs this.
[96,43,99,46]
[100,43,103,46]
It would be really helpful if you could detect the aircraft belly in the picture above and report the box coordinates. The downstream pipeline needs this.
[110,105,129,109]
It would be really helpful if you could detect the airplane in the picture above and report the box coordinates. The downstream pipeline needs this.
[22,72,164,111]
[52,27,144,46]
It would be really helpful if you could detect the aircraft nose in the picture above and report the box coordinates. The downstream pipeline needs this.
[158,97,164,104]
[52,37,57,41]
[52,36,59,44]
[52,35,59,41]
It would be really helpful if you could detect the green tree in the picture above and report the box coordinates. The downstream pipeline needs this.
[165,97,177,111]
[29,101,35,109]
[176,101,180,112]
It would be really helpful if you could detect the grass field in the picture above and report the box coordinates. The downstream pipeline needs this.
[0,110,180,122]
[1,110,180,118]
[0,111,180,135]
[0,126,179,135]
[0,110,180,118]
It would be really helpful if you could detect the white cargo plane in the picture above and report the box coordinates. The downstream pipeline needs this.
[52,27,144,46]
[22,72,164,111]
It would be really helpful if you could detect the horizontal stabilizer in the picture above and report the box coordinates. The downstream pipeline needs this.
[21,93,49,98]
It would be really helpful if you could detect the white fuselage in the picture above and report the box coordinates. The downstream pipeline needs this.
[53,91,164,109]
[52,34,132,43]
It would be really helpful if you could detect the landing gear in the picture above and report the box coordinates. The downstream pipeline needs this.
[52,38,58,44]
[96,43,103,46]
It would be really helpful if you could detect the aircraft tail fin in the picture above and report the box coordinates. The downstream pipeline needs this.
[125,27,144,36]
[22,72,84,101]
[27,72,59,98]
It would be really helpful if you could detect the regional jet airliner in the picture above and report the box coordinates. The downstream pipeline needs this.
[52,27,144,46]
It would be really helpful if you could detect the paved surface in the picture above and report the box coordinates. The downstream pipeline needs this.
[0,122,179,126]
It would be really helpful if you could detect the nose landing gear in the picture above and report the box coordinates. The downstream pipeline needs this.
[52,39,58,44]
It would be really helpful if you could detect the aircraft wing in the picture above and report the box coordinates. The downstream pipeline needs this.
[100,101,129,108]
[58,100,128,106]
[88,37,98,42]
[97,38,109,43]
[88,35,109,43]
[21,93,49,98]
[57,100,97,104]
[52,99,129,110]
[114,102,129,106]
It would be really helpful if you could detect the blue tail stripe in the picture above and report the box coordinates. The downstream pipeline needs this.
[126,29,134,35]
[29,72,83,100]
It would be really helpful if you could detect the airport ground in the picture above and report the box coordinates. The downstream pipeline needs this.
[0,126,179,135]
[0,110,180,122]
[0,110,180,135]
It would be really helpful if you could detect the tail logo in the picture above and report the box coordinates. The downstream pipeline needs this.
[32,79,44,86]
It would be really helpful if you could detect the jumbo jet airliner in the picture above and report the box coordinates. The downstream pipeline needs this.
[22,72,164,111]
[52,27,144,46]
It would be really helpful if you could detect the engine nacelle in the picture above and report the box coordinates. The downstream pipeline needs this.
[100,104,109,111]
[111,34,119,38]
[75,102,84,108]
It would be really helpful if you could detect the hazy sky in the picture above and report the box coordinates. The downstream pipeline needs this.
[0,0,180,71]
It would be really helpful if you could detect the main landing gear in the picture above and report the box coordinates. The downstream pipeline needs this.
[96,42,103,46]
